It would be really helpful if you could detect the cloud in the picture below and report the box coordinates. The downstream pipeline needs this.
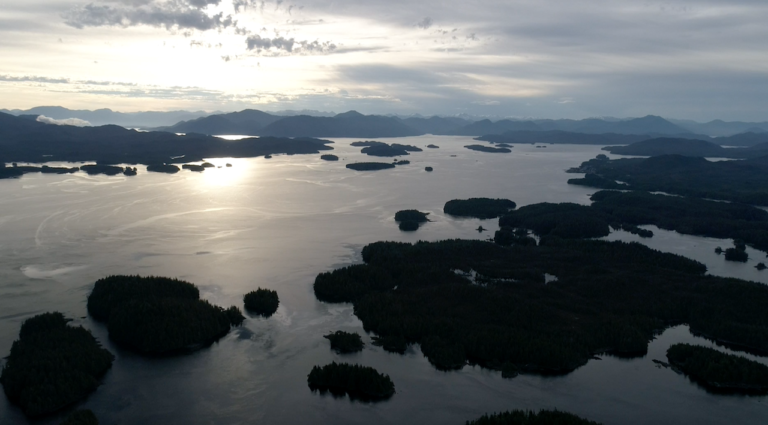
[0,74,140,87]
[37,115,91,127]
[0,75,70,84]
[63,1,237,32]
[416,17,433,29]
[245,35,336,55]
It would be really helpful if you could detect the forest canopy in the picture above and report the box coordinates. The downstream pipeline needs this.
[307,362,395,401]
[314,238,768,374]
[324,331,364,354]
[567,154,768,206]
[87,275,244,355]
[395,210,430,231]
[243,288,280,317]
[346,162,396,171]
[666,344,768,393]
[466,409,603,425]
[0,313,114,417]
[444,198,517,219]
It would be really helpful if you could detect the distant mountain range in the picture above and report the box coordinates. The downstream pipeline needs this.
[669,119,768,137]
[157,110,750,139]
[0,112,332,165]
[476,131,654,145]
[158,111,768,140]
[3,105,767,139]
[0,106,214,128]
[479,129,768,147]
[603,137,768,158]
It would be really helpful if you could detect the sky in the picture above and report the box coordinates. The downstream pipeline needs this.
[1,0,767,121]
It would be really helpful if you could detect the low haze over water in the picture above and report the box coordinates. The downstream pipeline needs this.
[1,136,766,424]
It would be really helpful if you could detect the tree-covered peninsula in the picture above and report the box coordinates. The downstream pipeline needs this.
[307,362,395,400]
[87,275,244,355]
[394,210,430,231]
[314,238,768,374]
[602,137,768,158]
[444,198,517,219]
[666,344,768,393]
[243,288,279,317]
[495,190,768,254]
[0,313,114,417]
[498,203,611,239]
[466,409,603,425]
[567,154,768,206]
[324,331,364,353]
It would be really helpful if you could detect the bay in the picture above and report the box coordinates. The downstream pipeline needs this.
[0,136,766,424]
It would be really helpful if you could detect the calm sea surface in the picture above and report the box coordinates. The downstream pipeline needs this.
[1,136,766,425]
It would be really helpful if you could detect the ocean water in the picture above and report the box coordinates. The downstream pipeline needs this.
[0,136,766,425]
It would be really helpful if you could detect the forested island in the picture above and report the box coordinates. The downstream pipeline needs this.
[0,313,114,417]
[464,145,512,153]
[567,154,768,205]
[182,164,205,172]
[351,141,423,157]
[0,163,80,179]
[666,344,768,393]
[324,331,364,353]
[724,240,749,262]
[80,164,137,176]
[147,164,180,174]
[314,238,768,374]
[394,209,430,231]
[307,362,395,400]
[497,190,768,253]
[466,409,603,425]
[346,162,396,171]
[243,288,280,317]
[321,154,339,161]
[87,275,244,355]
[444,198,517,219]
